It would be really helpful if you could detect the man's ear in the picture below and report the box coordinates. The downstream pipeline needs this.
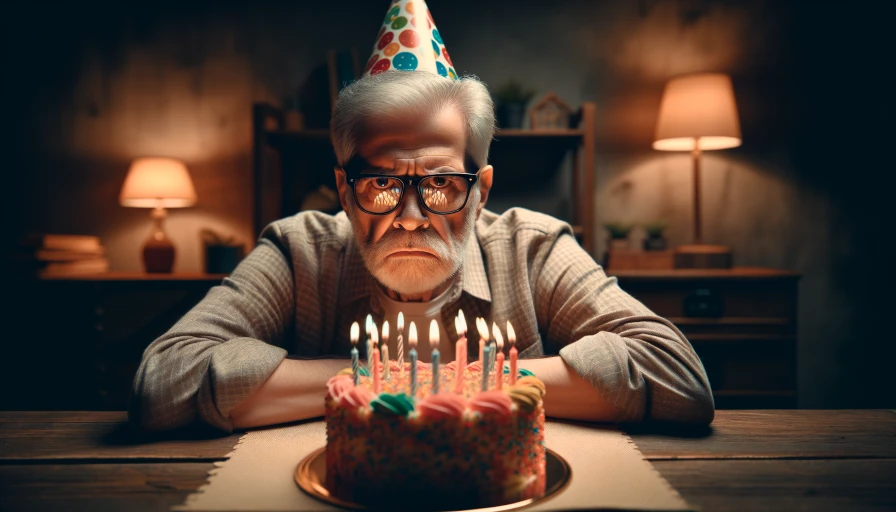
[334,167,352,212]
[474,165,493,220]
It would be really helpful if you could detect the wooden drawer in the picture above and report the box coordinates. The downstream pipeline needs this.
[613,268,800,409]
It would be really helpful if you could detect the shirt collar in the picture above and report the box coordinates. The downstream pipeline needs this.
[338,225,492,306]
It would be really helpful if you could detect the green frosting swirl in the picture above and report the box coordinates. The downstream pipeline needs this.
[338,366,371,377]
[518,368,535,378]
[360,366,370,377]
[371,392,415,416]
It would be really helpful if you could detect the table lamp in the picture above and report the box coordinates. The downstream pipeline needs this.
[653,72,741,268]
[119,157,197,273]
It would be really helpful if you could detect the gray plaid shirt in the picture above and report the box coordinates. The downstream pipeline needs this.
[129,208,714,433]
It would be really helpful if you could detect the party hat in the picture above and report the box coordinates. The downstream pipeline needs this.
[362,0,457,79]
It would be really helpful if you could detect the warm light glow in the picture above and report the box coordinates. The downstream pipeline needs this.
[455,309,467,337]
[370,322,379,345]
[350,322,359,345]
[397,311,404,331]
[653,73,742,151]
[409,322,418,347]
[492,323,504,349]
[506,321,516,347]
[429,319,439,348]
[476,317,490,342]
[382,320,389,341]
[119,157,198,208]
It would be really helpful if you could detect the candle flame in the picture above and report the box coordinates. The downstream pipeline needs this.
[456,309,466,336]
[429,319,440,347]
[476,317,489,341]
[370,323,379,345]
[365,314,373,333]
[409,321,418,347]
[397,311,404,331]
[350,322,359,345]
[492,322,504,349]
[382,320,389,340]
[506,320,516,346]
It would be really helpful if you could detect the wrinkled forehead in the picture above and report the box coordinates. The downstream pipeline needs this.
[356,105,467,163]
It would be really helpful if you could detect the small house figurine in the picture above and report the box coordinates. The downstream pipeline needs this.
[530,91,573,130]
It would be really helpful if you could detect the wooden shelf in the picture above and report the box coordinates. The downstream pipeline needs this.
[667,317,792,326]
[687,333,796,342]
[714,389,796,398]
[611,267,801,281]
[38,272,228,282]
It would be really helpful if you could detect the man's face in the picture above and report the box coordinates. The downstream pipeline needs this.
[334,106,493,296]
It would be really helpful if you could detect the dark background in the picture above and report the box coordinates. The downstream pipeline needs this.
[2,0,892,408]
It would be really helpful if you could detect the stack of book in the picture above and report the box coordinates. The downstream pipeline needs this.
[19,234,109,277]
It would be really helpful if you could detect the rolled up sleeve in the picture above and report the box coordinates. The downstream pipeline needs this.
[128,225,294,434]
[538,235,715,425]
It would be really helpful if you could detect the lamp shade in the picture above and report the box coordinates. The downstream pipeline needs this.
[653,73,742,151]
[119,157,197,208]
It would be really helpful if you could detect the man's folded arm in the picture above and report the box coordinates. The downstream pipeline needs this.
[128,227,295,434]
[536,234,715,425]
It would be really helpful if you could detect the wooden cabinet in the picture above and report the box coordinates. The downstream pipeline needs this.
[611,267,801,409]
[4,273,225,410]
[252,101,598,255]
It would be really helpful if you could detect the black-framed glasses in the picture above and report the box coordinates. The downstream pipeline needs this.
[346,169,481,215]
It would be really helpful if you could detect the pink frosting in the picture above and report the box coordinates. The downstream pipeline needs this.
[444,361,457,372]
[469,390,513,417]
[389,360,402,372]
[417,393,467,420]
[326,375,354,401]
[466,361,482,372]
[340,386,376,409]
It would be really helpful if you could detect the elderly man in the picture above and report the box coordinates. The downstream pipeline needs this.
[128,69,714,434]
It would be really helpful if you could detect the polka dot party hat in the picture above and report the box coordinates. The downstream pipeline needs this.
[362,0,457,79]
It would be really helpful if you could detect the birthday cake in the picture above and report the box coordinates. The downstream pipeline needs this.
[324,360,546,508]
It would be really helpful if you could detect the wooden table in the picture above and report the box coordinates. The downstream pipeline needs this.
[1,410,893,511]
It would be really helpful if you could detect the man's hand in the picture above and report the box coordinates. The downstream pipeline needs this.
[517,356,617,422]
[230,358,351,429]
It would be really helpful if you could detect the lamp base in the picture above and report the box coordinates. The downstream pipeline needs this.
[674,244,732,269]
[141,206,176,273]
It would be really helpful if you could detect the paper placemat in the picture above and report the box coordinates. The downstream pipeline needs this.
[174,420,691,511]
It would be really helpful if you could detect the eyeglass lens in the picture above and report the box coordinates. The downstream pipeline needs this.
[354,175,471,213]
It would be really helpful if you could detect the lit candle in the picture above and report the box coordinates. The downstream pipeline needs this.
[350,321,360,385]
[492,323,505,391]
[365,314,374,377]
[476,317,489,370]
[371,323,381,394]
[507,320,518,385]
[397,312,405,376]
[455,310,467,393]
[382,320,391,381]
[409,321,418,397]
[430,319,440,394]
[481,344,492,391]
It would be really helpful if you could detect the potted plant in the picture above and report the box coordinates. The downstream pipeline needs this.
[492,79,536,129]
[604,222,634,251]
[642,221,669,251]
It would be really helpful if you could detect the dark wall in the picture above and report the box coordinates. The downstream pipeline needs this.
[4,0,892,408]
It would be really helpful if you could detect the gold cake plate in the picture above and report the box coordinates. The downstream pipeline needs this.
[295,447,571,511]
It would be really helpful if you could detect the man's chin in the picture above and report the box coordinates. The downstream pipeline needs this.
[372,260,456,296]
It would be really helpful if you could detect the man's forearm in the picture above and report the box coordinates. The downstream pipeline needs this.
[518,356,616,422]
[230,358,351,429]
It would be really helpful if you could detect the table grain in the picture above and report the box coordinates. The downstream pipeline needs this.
[1,410,894,511]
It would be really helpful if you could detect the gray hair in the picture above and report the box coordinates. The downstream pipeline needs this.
[331,71,495,169]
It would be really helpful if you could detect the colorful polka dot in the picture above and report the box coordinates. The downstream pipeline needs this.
[442,47,453,66]
[436,61,448,77]
[448,68,457,80]
[431,39,440,58]
[371,58,391,75]
[364,54,379,73]
[377,26,386,40]
[399,29,420,48]
[432,28,443,45]
[383,42,400,57]
[393,52,418,70]
[391,16,408,29]
[377,31,393,50]
[384,6,400,24]
[405,1,415,14]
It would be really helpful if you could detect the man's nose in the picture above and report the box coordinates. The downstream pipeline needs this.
[392,186,431,231]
